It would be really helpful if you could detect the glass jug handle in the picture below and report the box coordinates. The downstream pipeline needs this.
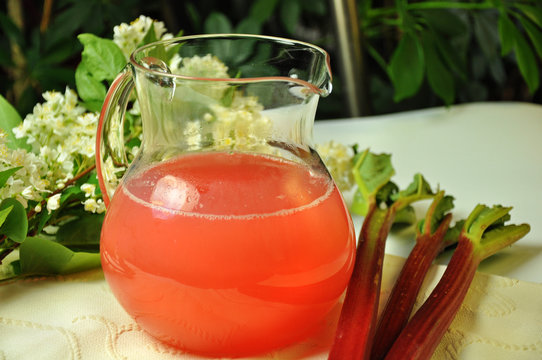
[96,66,134,206]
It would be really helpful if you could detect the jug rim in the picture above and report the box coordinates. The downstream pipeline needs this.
[130,33,332,96]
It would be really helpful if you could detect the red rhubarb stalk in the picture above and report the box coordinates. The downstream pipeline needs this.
[328,149,434,360]
[371,191,457,360]
[384,204,530,360]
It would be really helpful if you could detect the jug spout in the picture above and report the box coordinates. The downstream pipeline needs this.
[313,52,333,98]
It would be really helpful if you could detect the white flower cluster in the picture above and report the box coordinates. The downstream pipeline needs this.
[171,54,230,79]
[208,94,272,151]
[0,131,49,209]
[315,141,355,192]
[13,87,98,189]
[171,54,273,152]
[113,15,173,60]
[1,87,102,214]
[80,183,105,214]
[171,54,231,100]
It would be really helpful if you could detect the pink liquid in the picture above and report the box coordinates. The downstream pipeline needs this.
[101,152,355,357]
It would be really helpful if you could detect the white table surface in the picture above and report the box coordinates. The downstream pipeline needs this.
[314,101,542,284]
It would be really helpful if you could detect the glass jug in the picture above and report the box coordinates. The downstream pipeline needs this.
[96,34,355,357]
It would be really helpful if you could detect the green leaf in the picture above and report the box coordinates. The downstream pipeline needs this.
[433,31,468,81]
[519,16,542,58]
[75,62,106,104]
[392,205,417,230]
[0,95,29,150]
[204,12,233,34]
[422,31,455,105]
[0,167,22,187]
[391,173,433,203]
[81,100,104,113]
[350,190,368,216]
[185,2,201,31]
[514,32,540,93]
[0,198,28,243]
[417,9,468,37]
[350,149,395,215]
[139,23,168,60]
[204,13,234,62]
[221,86,236,107]
[0,205,13,228]
[464,204,511,241]
[139,22,159,46]
[388,32,425,102]
[473,12,499,58]
[0,11,24,47]
[249,0,280,24]
[19,236,101,276]
[78,33,126,82]
[443,219,465,246]
[55,214,104,252]
[40,41,81,65]
[231,19,261,64]
[280,0,301,34]
[499,13,517,56]
[300,0,326,15]
[376,181,399,206]
[515,4,542,28]
[236,18,262,35]
[429,194,454,234]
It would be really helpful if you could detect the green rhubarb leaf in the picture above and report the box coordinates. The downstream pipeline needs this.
[391,173,433,202]
[376,181,399,207]
[392,205,417,231]
[19,236,101,275]
[443,219,465,247]
[418,192,455,235]
[480,224,530,257]
[350,150,395,215]
[0,198,28,243]
[430,194,454,234]
[350,190,367,216]
[461,203,530,258]
[354,150,395,196]
[464,205,511,242]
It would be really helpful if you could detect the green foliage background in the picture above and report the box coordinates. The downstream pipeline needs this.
[1,0,541,120]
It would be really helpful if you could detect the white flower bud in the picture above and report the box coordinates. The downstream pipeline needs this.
[80,183,96,198]
[46,193,61,213]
